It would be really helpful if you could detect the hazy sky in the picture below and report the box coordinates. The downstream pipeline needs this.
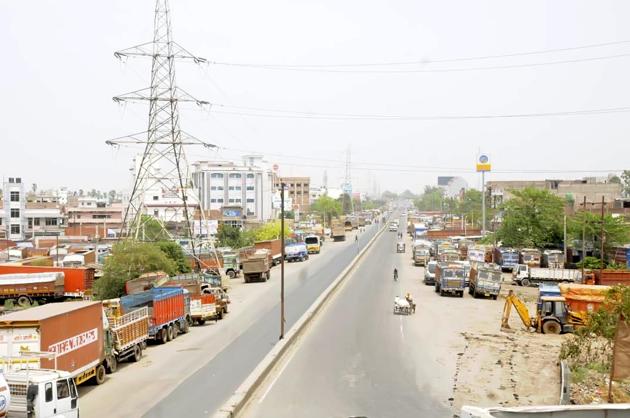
[2,0,630,194]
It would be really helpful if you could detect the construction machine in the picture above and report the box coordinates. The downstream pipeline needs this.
[501,290,587,334]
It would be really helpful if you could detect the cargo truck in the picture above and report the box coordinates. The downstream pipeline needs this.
[304,235,321,254]
[493,247,519,272]
[102,301,149,364]
[468,263,502,299]
[285,243,309,262]
[3,367,80,418]
[160,280,219,324]
[435,262,466,297]
[0,272,65,307]
[0,265,94,298]
[513,264,582,287]
[242,251,271,283]
[413,246,430,266]
[331,221,346,242]
[120,287,189,344]
[467,245,493,263]
[542,249,565,268]
[519,248,542,267]
[254,239,283,265]
[0,301,117,386]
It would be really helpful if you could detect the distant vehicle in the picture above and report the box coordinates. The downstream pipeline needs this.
[413,222,427,239]
[413,246,430,266]
[493,247,519,272]
[242,250,272,282]
[304,235,321,254]
[389,222,398,232]
[285,243,309,262]
[396,242,406,253]
[542,249,565,268]
[439,248,460,263]
[424,261,437,285]
[512,264,582,287]
[519,248,542,268]
[469,263,502,299]
[435,262,466,297]
[331,220,346,241]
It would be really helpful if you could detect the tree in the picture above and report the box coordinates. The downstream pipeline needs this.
[381,190,398,201]
[621,170,630,197]
[283,210,295,220]
[216,224,252,249]
[496,187,564,248]
[140,215,171,241]
[414,186,444,211]
[94,241,177,299]
[400,189,417,199]
[251,220,291,241]
[339,193,353,214]
[458,189,483,227]
[569,211,630,259]
[31,183,37,193]
[311,196,342,224]
[155,241,191,274]
[108,190,117,202]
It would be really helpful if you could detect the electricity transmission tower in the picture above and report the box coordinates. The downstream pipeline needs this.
[107,0,214,256]
[343,147,354,213]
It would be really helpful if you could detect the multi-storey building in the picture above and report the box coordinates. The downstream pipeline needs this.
[274,176,310,212]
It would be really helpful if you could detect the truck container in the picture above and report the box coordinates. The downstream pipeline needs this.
[285,243,308,262]
[493,247,519,272]
[331,221,346,242]
[124,271,170,295]
[192,250,241,278]
[304,235,321,254]
[413,246,430,266]
[254,239,283,265]
[161,279,218,324]
[120,287,189,344]
[594,269,630,286]
[439,249,460,263]
[468,245,493,263]
[435,262,466,297]
[103,301,149,364]
[0,301,116,386]
[242,250,271,283]
[0,272,65,307]
[0,265,93,298]
[413,223,427,239]
[512,264,582,287]
[558,283,610,315]
[519,248,542,267]
[469,263,502,299]
[542,249,565,268]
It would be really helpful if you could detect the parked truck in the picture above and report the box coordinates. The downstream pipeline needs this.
[512,264,582,287]
[254,239,283,266]
[542,249,565,268]
[519,248,542,267]
[493,247,520,272]
[102,301,149,364]
[331,221,346,242]
[435,262,466,297]
[413,246,431,266]
[0,265,94,298]
[285,243,309,262]
[242,250,272,283]
[120,287,189,344]
[0,301,117,386]
[467,245,493,263]
[0,272,65,307]
[469,263,502,299]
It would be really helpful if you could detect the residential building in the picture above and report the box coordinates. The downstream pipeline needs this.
[274,176,310,212]
[1,177,65,240]
[486,177,623,210]
[310,186,325,204]
[66,197,123,238]
[437,176,468,198]
[192,156,274,223]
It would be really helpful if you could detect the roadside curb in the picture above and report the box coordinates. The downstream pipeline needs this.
[212,221,389,418]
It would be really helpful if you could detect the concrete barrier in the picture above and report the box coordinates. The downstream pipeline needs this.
[559,360,571,405]
[213,221,389,418]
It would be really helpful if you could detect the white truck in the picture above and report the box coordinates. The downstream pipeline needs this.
[513,264,582,287]
[1,364,80,418]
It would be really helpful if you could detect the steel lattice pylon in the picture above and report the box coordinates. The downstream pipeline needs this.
[107,0,215,254]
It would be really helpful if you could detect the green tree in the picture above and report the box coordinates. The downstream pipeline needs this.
[94,241,177,299]
[216,224,252,249]
[311,196,343,224]
[251,220,291,241]
[140,215,171,241]
[339,193,353,214]
[400,190,417,199]
[458,189,483,226]
[496,187,564,248]
[414,186,444,211]
[621,170,630,197]
[155,241,191,274]
[569,211,630,259]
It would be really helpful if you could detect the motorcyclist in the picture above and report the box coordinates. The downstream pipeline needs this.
[393,267,398,281]
[405,292,416,313]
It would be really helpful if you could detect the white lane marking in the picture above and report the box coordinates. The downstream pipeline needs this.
[258,343,299,403]
[399,315,405,339]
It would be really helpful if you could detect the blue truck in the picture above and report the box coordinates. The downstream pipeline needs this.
[494,247,519,272]
[285,242,309,262]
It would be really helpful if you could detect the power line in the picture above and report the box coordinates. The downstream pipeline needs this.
[208,39,630,70]
[209,104,630,121]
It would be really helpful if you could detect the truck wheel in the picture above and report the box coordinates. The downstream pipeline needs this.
[160,328,168,344]
[106,357,117,374]
[94,365,106,385]
[227,270,235,279]
[542,320,562,335]
[17,295,31,308]
[439,290,445,297]
[167,325,175,341]
[197,318,206,326]
[132,345,143,362]
[459,291,464,298]
[492,295,498,300]
[181,319,190,334]
[521,278,531,287]
[218,309,224,320]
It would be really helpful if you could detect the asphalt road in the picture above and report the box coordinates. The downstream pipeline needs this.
[243,214,452,418]
[143,222,381,417]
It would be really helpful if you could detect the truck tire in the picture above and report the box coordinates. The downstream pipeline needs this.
[159,328,168,344]
[439,290,445,297]
[197,318,206,326]
[106,356,117,374]
[131,345,142,362]
[181,319,190,334]
[17,295,31,308]
[521,278,531,287]
[227,270,235,279]
[167,325,175,341]
[94,365,106,385]
[171,323,178,339]
[542,320,562,335]
[218,309,224,320]
[459,291,464,298]
[492,295,498,300]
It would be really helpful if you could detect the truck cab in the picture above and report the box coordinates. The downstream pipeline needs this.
[5,369,79,418]
[304,235,321,254]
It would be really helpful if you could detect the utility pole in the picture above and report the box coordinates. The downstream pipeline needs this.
[481,170,486,233]
[280,182,286,340]
[581,196,586,278]
[600,196,606,275]
[107,0,215,261]
[563,214,567,266]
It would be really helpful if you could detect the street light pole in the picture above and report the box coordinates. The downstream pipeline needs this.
[280,182,286,340]
[481,170,486,234]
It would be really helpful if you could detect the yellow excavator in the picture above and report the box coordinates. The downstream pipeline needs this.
[501,290,587,334]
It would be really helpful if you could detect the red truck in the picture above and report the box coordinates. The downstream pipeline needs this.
[0,264,94,297]
[594,269,630,286]
[0,301,117,386]
[120,287,190,343]
[0,272,65,306]
[254,239,283,265]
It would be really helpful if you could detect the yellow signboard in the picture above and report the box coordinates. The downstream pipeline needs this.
[476,154,491,172]
[476,163,491,172]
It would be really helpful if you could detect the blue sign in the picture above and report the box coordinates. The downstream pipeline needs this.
[223,209,242,218]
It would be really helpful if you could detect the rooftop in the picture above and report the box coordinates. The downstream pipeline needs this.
[0,301,99,323]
